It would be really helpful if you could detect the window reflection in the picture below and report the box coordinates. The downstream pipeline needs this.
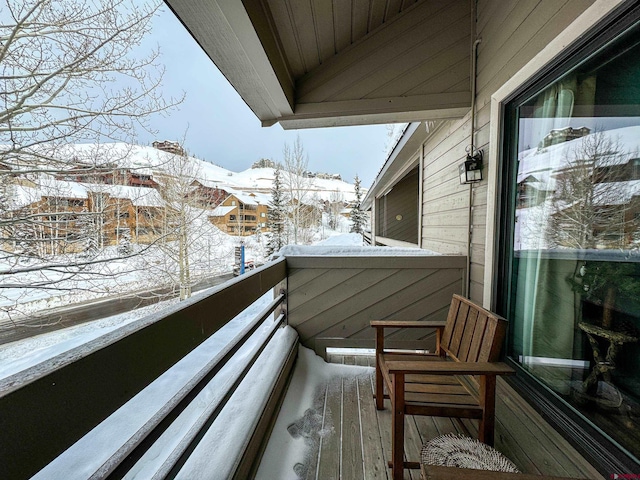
[509,25,640,459]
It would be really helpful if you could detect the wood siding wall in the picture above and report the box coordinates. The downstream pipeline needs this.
[419,0,595,302]
[285,255,466,357]
[376,167,419,243]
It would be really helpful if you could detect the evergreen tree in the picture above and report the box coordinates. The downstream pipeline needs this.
[267,165,286,256]
[350,174,366,234]
[79,213,100,259]
[117,227,133,255]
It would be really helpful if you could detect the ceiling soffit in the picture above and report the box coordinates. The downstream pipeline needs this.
[265,0,424,78]
[166,0,472,128]
[268,0,472,128]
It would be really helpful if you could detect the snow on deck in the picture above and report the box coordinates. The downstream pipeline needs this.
[256,347,373,480]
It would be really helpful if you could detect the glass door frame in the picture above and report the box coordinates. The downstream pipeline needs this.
[493,2,640,474]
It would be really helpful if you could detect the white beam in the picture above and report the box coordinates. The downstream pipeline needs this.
[278,93,470,129]
[165,0,293,123]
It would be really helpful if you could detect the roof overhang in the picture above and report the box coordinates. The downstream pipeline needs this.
[164,0,295,125]
[165,0,472,129]
[362,121,435,210]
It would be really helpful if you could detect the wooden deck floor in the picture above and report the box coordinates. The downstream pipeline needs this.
[298,353,469,480]
[293,353,602,480]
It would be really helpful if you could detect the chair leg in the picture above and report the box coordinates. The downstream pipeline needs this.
[375,362,384,410]
[375,326,385,410]
[391,373,405,480]
[478,374,497,446]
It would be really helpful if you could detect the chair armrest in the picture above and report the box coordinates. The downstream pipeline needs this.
[385,360,515,376]
[370,320,446,329]
[372,320,447,357]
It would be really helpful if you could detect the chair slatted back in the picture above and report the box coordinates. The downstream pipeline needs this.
[440,294,507,363]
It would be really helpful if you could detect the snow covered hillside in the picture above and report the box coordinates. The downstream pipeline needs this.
[50,142,363,202]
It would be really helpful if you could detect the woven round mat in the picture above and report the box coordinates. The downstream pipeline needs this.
[421,433,520,473]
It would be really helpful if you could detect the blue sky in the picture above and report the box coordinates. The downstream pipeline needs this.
[135,6,393,187]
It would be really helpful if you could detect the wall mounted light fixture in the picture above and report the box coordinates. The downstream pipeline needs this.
[459,147,483,184]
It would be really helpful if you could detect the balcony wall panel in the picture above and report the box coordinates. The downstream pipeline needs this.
[285,255,466,357]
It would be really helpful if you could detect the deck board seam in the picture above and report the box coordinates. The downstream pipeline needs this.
[315,382,330,480]
[340,376,344,479]
[356,377,366,479]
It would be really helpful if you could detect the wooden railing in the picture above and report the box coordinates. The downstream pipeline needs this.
[0,258,291,480]
[0,254,467,478]
[362,231,420,248]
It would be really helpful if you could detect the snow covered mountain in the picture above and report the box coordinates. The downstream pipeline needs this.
[38,142,363,202]
[4,142,363,203]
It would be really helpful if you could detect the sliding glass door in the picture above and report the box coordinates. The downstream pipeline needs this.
[504,18,640,462]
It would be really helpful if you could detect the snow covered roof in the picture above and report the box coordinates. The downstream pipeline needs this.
[249,191,271,205]
[211,205,236,217]
[224,189,259,206]
[593,180,640,205]
[8,177,87,209]
[8,175,165,209]
[77,182,164,207]
[39,177,88,198]
[9,185,41,209]
[116,187,164,207]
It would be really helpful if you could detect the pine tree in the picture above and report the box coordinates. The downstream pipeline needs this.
[79,213,100,259]
[117,227,132,255]
[350,174,366,234]
[267,165,286,256]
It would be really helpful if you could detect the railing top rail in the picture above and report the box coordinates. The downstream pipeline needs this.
[285,254,467,269]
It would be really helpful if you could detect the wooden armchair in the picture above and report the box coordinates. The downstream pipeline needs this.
[371,294,515,480]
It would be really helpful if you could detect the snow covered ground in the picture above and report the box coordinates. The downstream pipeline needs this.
[2,141,364,325]
[0,226,261,324]
[0,207,357,326]
[0,232,364,379]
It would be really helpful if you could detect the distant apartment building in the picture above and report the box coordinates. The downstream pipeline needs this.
[4,179,167,255]
[152,140,186,156]
[540,126,591,149]
[57,165,158,189]
[209,191,269,236]
[189,180,229,208]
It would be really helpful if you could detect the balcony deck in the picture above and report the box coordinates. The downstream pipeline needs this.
[287,352,601,480]
[311,353,469,480]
